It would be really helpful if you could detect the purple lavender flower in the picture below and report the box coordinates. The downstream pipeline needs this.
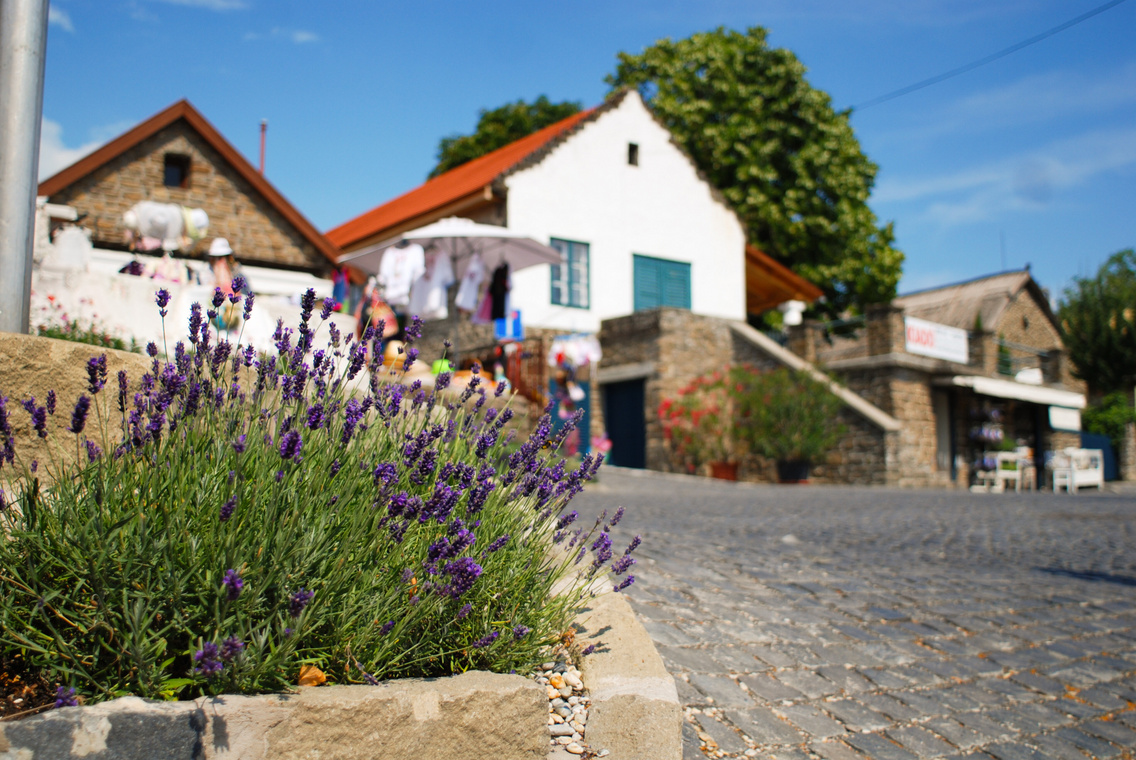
[222,569,243,600]
[457,603,472,619]
[330,459,341,477]
[403,346,419,373]
[379,620,395,635]
[0,397,13,466]
[279,429,303,460]
[220,635,245,661]
[443,557,482,598]
[87,355,107,395]
[300,288,316,324]
[212,287,226,309]
[289,588,314,617]
[155,288,171,317]
[512,625,530,640]
[341,398,364,444]
[582,644,596,656]
[405,315,423,343]
[372,462,397,487]
[30,460,37,473]
[68,395,90,434]
[275,470,284,482]
[624,535,642,556]
[610,507,625,527]
[435,372,452,392]
[614,574,635,592]
[230,275,247,295]
[305,403,326,430]
[188,303,204,344]
[495,380,507,397]
[85,440,103,462]
[54,686,78,708]
[471,630,499,649]
[242,291,255,320]
[45,389,56,416]
[484,534,509,555]
[21,398,47,439]
[611,555,636,575]
[232,434,247,454]
[320,297,335,320]
[220,495,237,522]
[194,642,224,679]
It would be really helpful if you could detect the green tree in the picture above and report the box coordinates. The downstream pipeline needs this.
[430,96,582,178]
[607,27,904,317]
[1058,248,1136,395]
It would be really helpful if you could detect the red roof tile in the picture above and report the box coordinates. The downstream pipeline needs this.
[325,107,597,249]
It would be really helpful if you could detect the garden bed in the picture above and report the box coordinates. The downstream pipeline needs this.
[0,583,679,760]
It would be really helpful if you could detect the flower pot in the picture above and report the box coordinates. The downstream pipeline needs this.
[776,460,810,484]
[709,461,738,481]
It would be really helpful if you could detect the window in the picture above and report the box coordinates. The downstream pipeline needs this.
[628,142,639,166]
[550,238,589,308]
[633,254,690,311]
[163,153,191,188]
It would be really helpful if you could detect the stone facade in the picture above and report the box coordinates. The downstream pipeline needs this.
[790,277,1086,490]
[45,121,330,273]
[597,308,894,486]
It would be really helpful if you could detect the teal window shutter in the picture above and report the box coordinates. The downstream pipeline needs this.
[633,254,690,311]
[550,238,589,308]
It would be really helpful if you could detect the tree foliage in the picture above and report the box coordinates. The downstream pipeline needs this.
[430,96,582,178]
[1058,248,1136,395]
[607,27,904,317]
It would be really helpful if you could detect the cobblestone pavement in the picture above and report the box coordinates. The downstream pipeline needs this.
[574,469,1136,760]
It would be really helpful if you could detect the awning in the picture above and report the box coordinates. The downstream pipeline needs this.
[933,375,1086,409]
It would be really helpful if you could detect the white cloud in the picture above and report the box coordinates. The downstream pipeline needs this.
[146,0,247,10]
[246,27,320,44]
[876,126,1136,226]
[38,119,107,180]
[874,63,1136,143]
[48,5,74,32]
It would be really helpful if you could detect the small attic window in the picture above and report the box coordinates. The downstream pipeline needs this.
[163,153,191,188]
[628,142,639,166]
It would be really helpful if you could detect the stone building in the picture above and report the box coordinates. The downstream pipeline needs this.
[595,308,901,484]
[37,99,340,274]
[789,270,1086,489]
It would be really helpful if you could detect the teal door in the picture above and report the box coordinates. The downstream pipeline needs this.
[633,254,691,311]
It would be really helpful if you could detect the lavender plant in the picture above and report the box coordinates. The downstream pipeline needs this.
[0,288,637,703]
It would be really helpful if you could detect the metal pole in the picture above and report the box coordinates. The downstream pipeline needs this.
[0,0,50,334]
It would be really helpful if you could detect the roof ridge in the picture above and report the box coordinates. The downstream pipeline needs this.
[37,99,341,267]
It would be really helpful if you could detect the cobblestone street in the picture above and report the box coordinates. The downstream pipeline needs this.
[574,469,1136,760]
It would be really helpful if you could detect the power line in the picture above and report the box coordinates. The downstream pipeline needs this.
[854,0,1130,110]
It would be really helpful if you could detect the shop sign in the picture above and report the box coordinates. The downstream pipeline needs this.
[1049,406,1081,431]
[904,316,969,363]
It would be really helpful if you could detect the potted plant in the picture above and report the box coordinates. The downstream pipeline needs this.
[734,367,846,483]
[658,371,743,479]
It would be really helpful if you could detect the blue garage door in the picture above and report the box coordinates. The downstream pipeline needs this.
[633,254,691,311]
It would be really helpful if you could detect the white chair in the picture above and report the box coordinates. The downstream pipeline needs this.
[993,452,1022,493]
[1051,448,1104,493]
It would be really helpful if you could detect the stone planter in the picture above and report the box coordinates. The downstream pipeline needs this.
[0,589,681,760]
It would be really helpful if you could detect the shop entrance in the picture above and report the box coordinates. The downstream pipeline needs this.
[603,378,646,468]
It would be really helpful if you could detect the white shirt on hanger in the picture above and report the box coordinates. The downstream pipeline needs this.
[378,243,426,307]
[408,250,455,321]
[455,252,486,312]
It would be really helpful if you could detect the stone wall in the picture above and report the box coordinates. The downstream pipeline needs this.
[597,308,895,485]
[46,121,329,273]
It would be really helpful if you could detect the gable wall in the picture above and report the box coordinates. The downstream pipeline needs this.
[502,91,746,332]
[45,121,327,273]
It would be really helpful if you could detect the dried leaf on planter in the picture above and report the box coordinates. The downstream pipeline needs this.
[297,665,327,687]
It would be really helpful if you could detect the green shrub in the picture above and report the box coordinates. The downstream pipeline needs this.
[0,286,635,704]
[734,367,846,463]
[1083,391,1136,455]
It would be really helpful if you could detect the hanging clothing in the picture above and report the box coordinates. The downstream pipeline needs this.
[407,250,455,321]
[331,269,348,305]
[455,252,486,312]
[378,243,426,307]
[488,263,510,320]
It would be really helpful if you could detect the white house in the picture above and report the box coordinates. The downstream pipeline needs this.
[327,89,776,334]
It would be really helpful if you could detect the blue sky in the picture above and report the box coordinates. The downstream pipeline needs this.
[40,0,1136,301]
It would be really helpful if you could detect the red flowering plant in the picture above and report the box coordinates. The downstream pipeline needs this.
[657,369,747,472]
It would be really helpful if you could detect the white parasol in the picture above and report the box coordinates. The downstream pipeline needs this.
[338,216,561,278]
